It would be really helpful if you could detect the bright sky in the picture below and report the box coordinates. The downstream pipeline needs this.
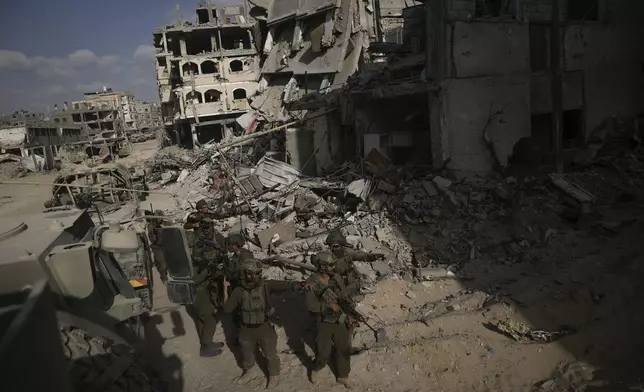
[0,0,236,114]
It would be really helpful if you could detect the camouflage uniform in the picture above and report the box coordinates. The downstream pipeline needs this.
[326,231,380,298]
[224,259,301,387]
[184,200,225,356]
[306,252,353,387]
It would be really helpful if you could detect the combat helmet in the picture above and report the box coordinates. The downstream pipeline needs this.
[315,251,337,274]
[196,199,208,210]
[241,258,263,287]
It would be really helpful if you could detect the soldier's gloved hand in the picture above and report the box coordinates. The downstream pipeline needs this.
[216,263,224,270]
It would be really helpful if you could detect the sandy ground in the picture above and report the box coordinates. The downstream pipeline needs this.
[3,141,644,392]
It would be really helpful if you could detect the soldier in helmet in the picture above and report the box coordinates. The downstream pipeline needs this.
[183,199,226,357]
[325,231,383,299]
[224,258,306,388]
[145,210,168,284]
[306,251,354,388]
[224,233,254,290]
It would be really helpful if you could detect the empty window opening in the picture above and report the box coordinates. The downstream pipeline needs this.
[197,123,224,144]
[201,60,218,74]
[182,62,200,76]
[563,109,583,148]
[167,36,181,56]
[204,89,222,103]
[186,31,213,55]
[83,112,98,122]
[157,57,167,68]
[72,113,82,122]
[220,28,251,50]
[529,24,549,72]
[232,89,247,100]
[567,0,598,21]
[54,118,60,123]
[229,59,244,72]
[186,91,203,104]
[197,8,210,24]
[475,0,516,17]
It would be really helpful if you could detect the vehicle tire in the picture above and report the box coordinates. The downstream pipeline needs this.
[60,328,152,392]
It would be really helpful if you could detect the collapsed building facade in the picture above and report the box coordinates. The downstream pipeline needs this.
[154,3,261,147]
[154,0,644,175]
[69,88,131,137]
[0,123,85,170]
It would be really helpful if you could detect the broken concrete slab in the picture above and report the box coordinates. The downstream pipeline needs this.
[346,178,371,200]
[422,181,438,197]
[432,176,452,190]
[402,193,415,204]
[378,180,397,194]
[257,222,297,249]
[372,260,392,276]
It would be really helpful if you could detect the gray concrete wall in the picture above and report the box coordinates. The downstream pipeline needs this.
[442,75,531,171]
[452,22,529,77]
[564,22,644,136]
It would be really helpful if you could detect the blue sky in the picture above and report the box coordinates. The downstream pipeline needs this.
[0,0,232,114]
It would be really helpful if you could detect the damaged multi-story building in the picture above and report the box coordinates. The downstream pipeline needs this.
[241,0,385,174]
[70,87,131,138]
[344,0,644,173]
[154,2,261,147]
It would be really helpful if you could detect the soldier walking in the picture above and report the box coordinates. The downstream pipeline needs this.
[224,259,306,389]
[184,199,225,357]
[306,251,355,389]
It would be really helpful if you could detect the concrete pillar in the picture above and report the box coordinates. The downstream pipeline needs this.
[44,146,55,170]
[163,32,168,52]
[30,149,39,172]
[180,38,187,56]
[285,127,316,176]
[20,148,27,157]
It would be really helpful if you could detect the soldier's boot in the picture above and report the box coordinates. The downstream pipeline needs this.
[236,368,259,384]
[265,376,279,389]
[337,377,353,389]
[309,370,319,385]
[199,343,223,357]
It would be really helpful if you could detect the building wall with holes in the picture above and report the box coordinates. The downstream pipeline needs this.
[433,0,644,171]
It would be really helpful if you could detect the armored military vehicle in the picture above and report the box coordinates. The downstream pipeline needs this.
[0,208,155,391]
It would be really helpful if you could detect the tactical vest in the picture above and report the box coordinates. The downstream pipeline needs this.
[240,285,268,325]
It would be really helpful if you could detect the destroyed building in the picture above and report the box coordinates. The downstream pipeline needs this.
[0,122,85,170]
[70,87,131,137]
[239,0,385,175]
[419,0,644,172]
[339,0,644,172]
[154,2,261,147]
[132,101,162,132]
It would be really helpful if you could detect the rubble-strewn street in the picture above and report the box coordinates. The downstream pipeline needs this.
[2,0,644,392]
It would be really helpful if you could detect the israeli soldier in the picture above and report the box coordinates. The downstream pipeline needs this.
[183,199,225,357]
[145,210,167,284]
[306,251,354,389]
[325,231,383,298]
[224,258,306,388]
[224,233,254,291]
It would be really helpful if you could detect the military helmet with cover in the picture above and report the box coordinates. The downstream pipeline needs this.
[315,251,336,273]
[241,258,263,287]
[196,199,208,210]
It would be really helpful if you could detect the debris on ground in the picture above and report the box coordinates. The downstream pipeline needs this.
[488,318,576,343]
